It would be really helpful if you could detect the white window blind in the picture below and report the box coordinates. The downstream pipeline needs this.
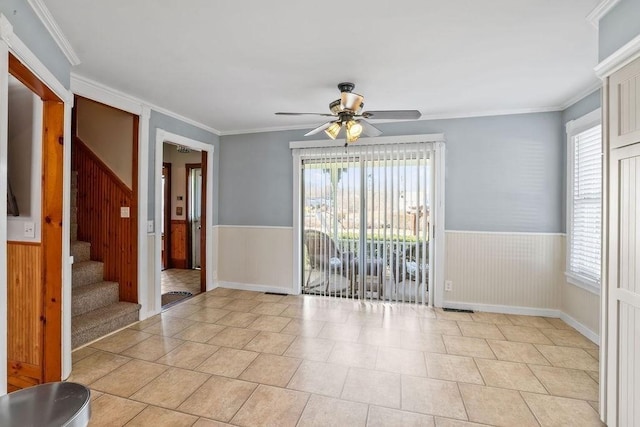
[569,124,602,287]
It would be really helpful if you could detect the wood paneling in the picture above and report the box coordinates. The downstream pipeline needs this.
[41,100,64,382]
[171,220,187,269]
[7,243,43,371]
[72,137,138,302]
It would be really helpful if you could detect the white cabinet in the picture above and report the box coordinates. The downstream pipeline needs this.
[610,56,640,149]
[608,143,640,427]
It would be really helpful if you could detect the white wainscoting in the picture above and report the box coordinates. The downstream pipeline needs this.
[445,231,563,309]
[215,225,294,293]
[444,231,600,343]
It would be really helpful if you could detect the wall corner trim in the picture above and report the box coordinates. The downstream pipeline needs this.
[586,0,622,28]
[595,33,640,78]
[26,0,81,66]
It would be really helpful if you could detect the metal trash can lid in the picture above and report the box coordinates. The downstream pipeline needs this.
[0,382,91,427]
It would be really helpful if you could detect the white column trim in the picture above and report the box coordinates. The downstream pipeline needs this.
[0,38,8,397]
[153,130,215,316]
[137,107,151,319]
[61,98,74,380]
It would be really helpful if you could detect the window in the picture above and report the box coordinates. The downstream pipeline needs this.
[566,109,602,294]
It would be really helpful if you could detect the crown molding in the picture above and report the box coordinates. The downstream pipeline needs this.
[586,0,621,28]
[595,33,640,78]
[70,73,220,135]
[559,81,602,110]
[219,106,564,136]
[0,14,71,102]
[150,104,220,136]
[27,0,80,66]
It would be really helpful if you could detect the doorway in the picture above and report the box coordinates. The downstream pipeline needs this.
[159,142,207,309]
[4,53,65,390]
[292,136,446,308]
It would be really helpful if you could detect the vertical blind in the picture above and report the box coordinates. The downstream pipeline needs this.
[569,124,602,285]
[300,142,432,304]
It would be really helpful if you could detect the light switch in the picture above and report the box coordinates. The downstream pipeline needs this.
[23,222,35,238]
[120,206,130,218]
[147,220,154,233]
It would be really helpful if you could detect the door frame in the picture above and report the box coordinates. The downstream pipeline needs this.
[162,162,172,270]
[290,134,446,305]
[185,162,202,269]
[0,14,73,393]
[154,130,214,314]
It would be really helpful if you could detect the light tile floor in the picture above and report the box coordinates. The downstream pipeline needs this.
[161,268,202,296]
[71,288,604,426]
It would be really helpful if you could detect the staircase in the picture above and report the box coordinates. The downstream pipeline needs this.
[70,171,141,349]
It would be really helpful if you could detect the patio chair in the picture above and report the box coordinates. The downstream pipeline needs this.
[391,244,429,288]
[304,229,384,298]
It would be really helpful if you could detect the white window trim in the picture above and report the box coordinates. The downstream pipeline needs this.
[565,108,602,296]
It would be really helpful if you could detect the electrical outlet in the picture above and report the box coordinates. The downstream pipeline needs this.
[445,280,453,292]
[23,222,35,238]
[120,206,130,218]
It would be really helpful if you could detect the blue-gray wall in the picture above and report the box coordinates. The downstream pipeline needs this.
[599,0,640,61]
[0,1,71,88]
[220,112,564,233]
[148,111,220,225]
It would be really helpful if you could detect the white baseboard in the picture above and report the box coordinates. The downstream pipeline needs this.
[215,280,295,295]
[443,301,599,344]
[443,301,560,317]
[559,312,600,345]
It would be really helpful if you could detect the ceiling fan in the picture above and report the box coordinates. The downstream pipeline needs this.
[276,82,422,144]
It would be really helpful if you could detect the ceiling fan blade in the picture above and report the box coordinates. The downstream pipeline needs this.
[360,119,382,137]
[275,112,335,117]
[304,121,335,137]
[361,110,422,120]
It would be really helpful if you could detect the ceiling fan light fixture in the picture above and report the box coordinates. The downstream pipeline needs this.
[324,122,341,140]
[341,92,364,112]
[345,120,363,143]
[329,99,341,114]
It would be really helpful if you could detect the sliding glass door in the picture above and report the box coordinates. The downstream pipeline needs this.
[301,143,432,304]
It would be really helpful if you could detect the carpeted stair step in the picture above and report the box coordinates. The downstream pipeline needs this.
[72,260,104,287]
[71,188,78,208]
[71,241,91,263]
[71,302,141,349]
[72,281,119,316]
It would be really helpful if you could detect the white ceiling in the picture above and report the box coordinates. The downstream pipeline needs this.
[42,0,601,134]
